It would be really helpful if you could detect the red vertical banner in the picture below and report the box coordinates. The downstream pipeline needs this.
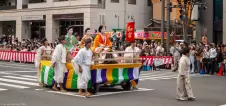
[126,22,135,42]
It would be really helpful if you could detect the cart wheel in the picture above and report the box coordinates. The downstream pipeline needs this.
[89,84,100,94]
[121,82,131,91]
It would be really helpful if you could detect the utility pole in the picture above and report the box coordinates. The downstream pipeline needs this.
[166,0,170,55]
[183,1,188,43]
[118,16,120,29]
[124,0,127,30]
[161,0,165,45]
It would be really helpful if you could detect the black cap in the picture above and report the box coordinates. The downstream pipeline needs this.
[58,35,65,42]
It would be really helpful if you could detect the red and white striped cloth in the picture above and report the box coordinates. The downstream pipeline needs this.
[71,48,79,57]
[141,56,173,66]
[0,51,36,63]
[0,50,173,65]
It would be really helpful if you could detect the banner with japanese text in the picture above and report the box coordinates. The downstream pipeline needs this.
[126,22,135,42]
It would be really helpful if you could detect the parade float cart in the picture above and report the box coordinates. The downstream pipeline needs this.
[40,50,142,94]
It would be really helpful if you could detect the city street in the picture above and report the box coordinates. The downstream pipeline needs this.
[0,61,225,106]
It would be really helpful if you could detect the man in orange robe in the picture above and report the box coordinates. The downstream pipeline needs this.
[91,25,112,51]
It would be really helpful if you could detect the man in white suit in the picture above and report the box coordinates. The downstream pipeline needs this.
[176,47,196,101]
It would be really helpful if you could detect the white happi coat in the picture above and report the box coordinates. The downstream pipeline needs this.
[124,46,141,63]
[51,44,67,83]
[35,46,52,82]
[72,47,93,89]
[177,54,194,99]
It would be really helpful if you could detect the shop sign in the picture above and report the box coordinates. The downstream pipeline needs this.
[149,32,167,39]
[53,13,84,19]
[22,15,44,21]
[0,16,17,21]
[135,32,149,39]
[126,22,135,42]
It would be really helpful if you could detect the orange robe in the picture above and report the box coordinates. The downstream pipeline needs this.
[79,35,93,48]
[91,33,112,51]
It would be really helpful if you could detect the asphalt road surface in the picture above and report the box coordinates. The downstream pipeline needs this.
[0,61,225,106]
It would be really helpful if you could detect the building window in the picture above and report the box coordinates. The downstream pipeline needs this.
[214,0,223,21]
[29,0,46,3]
[54,0,69,1]
[147,0,152,6]
[98,0,106,9]
[111,0,119,3]
[128,0,136,5]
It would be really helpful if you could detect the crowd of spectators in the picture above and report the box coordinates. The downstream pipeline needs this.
[0,35,59,52]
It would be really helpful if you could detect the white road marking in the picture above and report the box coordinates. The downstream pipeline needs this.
[140,72,176,78]
[0,88,8,91]
[0,82,29,89]
[35,89,44,91]
[139,75,177,81]
[150,77,178,80]
[3,76,37,81]
[91,88,154,97]
[140,71,174,76]
[20,75,37,78]
[220,104,226,106]
[0,62,35,68]
[0,78,39,86]
[1,71,36,73]
[0,72,32,77]
[0,65,35,70]
[139,72,208,81]
[47,88,154,98]
[47,91,86,98]
[1,70,37,73]
[0,72,37,79]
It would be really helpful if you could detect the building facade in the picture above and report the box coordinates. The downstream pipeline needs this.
[152,0,225,44]
[196,0,224,44]
[223,0,226,44]
[152,0,183,21]
[0,0,152,42]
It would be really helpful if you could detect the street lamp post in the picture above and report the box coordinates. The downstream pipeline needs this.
[166,0,171,55]
[183,3,188,43]
[115,15,119,29]
[161,0,165,45]
[124,0,127,30]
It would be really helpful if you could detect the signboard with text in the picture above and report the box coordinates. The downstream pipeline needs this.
[126,22,135,42]
[149,32,167,39]
[22,15,44,21]
[134,31,167,40]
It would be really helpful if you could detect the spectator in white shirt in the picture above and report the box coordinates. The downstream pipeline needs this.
[202,45,210,74]
[171,42,181,72]
[124,41,141,63]
[208,44,217,75]
[156,42,165,56]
